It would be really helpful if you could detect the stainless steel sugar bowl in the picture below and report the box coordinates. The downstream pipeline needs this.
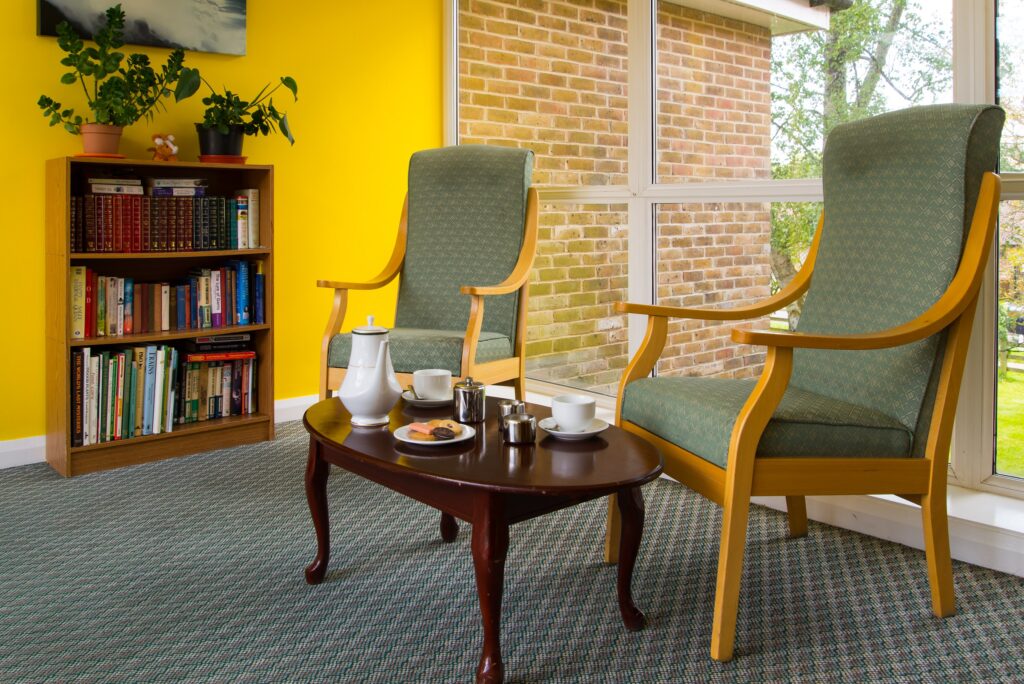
[453,376,486,423]
[502,413,537,444]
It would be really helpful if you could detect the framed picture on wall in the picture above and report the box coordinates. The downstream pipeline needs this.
[37,0,247,56]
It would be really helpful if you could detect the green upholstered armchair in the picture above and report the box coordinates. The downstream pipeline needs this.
[604,104,1005,661]
[318,145,538,400]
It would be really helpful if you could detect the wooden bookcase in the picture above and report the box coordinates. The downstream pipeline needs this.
[45,157,275,476]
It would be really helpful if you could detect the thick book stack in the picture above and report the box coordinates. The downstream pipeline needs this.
[69,261,265,339]
[69,178,260,253]
[69,346,258,447]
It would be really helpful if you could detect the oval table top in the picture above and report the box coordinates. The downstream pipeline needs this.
[303,396,663,495]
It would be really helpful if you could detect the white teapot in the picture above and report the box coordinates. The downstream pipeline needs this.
[337,315,402,426]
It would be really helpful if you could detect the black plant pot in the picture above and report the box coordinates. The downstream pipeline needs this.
[195,123,245,156]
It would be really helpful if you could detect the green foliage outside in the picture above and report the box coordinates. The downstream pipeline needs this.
[996,375,1024,478]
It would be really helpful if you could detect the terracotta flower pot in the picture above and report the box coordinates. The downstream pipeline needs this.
[80,123,124,155]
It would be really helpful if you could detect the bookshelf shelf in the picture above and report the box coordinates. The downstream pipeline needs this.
[70,249,272,260]
[70,323,271,347]
[70,413,271,454]
[46,157,276,477]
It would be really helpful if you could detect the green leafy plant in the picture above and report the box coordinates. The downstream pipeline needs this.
[189,72,298,144]
[37,4,200,133]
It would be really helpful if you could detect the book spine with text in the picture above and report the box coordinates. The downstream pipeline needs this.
[70,266,86,339]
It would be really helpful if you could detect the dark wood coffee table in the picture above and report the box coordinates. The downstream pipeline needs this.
[302,396,662,684]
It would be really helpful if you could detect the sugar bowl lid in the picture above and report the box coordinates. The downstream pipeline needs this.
[454,376,485,390]
[352,315,388,335]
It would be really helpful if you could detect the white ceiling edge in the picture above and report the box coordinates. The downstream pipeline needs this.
[664,0,831,35]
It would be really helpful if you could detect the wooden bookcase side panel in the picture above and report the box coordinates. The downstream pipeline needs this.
[45,158,71,475]
[256,167,274,424]
[46,157,276,477]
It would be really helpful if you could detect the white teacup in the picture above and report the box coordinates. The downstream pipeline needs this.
[412,369,452,400]
[551,394,596,433]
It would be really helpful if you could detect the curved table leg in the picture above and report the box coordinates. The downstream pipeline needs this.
[304,438,331,585]
[440,512,459,543]
[472,495,509,684]
[616,486,646,631]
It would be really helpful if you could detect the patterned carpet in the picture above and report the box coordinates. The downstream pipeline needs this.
[1,422,1022,683]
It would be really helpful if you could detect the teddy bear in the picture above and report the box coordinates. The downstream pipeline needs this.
[148,133,179,162]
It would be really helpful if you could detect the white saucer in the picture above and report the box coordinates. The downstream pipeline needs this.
[539,417,609,441]
[394,423,476,446]
[401,390,453,408]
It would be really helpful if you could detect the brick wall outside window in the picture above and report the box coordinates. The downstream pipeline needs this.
[460,0,773,392]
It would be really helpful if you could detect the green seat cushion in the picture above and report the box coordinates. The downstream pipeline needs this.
[621,377,912,469]
[328,328,513,375]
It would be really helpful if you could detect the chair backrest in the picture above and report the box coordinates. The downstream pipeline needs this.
[394,145,534,342]
[790,104,1004,439]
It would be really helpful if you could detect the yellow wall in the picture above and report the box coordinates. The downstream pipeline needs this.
[0,1,443,441]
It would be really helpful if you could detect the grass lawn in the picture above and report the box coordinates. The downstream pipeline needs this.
[996,374,1024,479]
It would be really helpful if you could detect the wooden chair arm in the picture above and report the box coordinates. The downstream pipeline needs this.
[734,172,1000,351]
[459,187,540,297]
[317,194,409,292]
[616,213,823,322]
[317,279,394,291]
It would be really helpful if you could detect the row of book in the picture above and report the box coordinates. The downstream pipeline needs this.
[70,346,259,447]
[70,260,265,339]
[87,177,211,196]
[70,183,260,253]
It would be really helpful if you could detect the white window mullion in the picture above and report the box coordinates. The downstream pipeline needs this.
[443,0,459,146]
[626,0,656,356]
[950,0,997,489]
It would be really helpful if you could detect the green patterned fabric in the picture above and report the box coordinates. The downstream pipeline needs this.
[394,145,533,343]
[792,105,1004,436]
[623,105,1003,468]
[622,377,912,468]
[329,328,512,375]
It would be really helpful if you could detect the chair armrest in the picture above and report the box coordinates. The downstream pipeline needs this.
[734,172,1001,351]
[459,187,540,298]
[317,279,392,291]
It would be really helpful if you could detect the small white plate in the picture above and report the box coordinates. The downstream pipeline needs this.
[539,417,609,441]
[402,390,453,408]
[394,423,476,446]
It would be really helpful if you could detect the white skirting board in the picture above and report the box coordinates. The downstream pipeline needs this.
[3,392,1022,578]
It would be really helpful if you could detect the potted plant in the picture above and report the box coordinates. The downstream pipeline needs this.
[188,72,298,158]
[37,4,200,155]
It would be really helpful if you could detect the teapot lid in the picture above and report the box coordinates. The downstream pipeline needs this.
[454,376,485,390]
[352,315,388,336]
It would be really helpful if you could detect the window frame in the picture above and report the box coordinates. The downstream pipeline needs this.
[446,0,1024,499]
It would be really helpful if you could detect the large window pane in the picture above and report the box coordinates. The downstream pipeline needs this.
[526,204,628,395]
[996,200,1024,480]
[654,202,773,378]
[655,1,772,184]
[654,200,821,378]
[770,0,952,181]
[996,1,1024,480]
[458,0,628,187]
[997,0,1024,172]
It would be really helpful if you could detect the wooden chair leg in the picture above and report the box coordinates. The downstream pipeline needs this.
[604,494,621,564]
[512,372,526,401]
[785,495,808,538]
[921,492,955,617]
[710,490,752,662]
